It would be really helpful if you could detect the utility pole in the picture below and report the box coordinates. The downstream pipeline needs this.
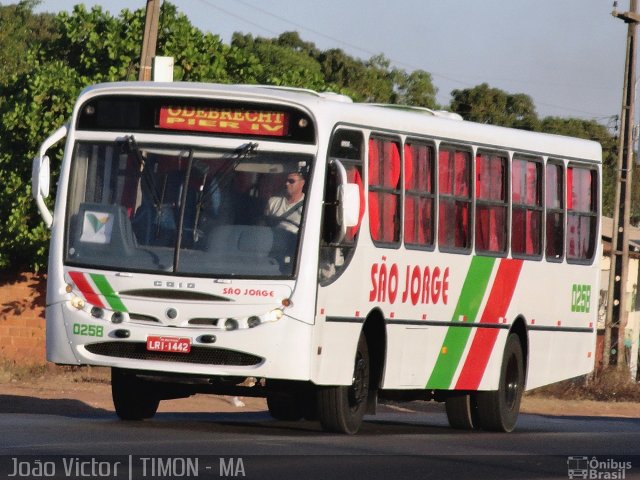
[138,0,161,81]
[606,0,639,370]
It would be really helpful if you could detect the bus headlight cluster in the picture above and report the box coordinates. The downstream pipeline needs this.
[69,296,127,324]
[223,308,284,331]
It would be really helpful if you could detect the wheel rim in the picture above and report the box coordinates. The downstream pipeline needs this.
[348,351,368,411]
[503,353,520,410]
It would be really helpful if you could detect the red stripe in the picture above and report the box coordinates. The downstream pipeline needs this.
[68,271,104,308]
[454,259,523,390]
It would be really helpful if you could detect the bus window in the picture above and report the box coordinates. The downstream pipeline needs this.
[546,160,564,261]
[438,145,471,252]
[567,165,598,263]
[368,136,401,246]
[511,157,542,258]
[319,129,364,285]
[475,152,507,254]
[404,141,435,249]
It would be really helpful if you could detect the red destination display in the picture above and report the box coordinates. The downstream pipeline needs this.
[158,106,289,136]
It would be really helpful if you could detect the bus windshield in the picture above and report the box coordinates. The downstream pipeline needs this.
[65,138,312,278]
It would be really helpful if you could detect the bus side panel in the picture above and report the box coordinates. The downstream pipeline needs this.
[511,260,598,390]
[526,330,595,390]
[310,319,364,385]
[46,303,81,365]
[383,324,431,387]
[315,245,474,390]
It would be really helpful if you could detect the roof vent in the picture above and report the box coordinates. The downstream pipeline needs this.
[369,103,463,120]
[318,92,353,103]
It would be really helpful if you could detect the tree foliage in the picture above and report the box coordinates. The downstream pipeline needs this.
[0,0,57,88]
[0,1,618,272]
[450,83,539,130]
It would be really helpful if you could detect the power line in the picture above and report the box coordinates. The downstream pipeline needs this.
[192,0,281,37]
[189,0,618,120]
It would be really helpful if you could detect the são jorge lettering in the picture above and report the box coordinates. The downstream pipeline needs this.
[369,259,449,305]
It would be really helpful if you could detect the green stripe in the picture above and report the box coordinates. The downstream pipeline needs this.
[426,256,495,389]
[90,274,128,312]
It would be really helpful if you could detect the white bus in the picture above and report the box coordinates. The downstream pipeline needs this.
[32,82,601,434]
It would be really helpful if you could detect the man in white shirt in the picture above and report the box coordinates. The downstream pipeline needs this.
[266,171,305,234]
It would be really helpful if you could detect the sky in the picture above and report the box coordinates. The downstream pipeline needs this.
[28,0,630,126]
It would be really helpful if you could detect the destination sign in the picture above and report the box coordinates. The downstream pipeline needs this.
[158,106,289,136]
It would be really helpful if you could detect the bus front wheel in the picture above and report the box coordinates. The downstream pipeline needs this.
[111,368,160,420]
[317,335,370,435]
[475,333,524,432]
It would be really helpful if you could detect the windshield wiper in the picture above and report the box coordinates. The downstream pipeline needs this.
[119,135,162,207]
[174,149,194,269]
[192,142,258,240]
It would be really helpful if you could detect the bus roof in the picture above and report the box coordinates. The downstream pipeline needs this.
[76,81,602,163]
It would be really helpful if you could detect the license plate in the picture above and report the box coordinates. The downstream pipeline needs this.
[146,336,191,354]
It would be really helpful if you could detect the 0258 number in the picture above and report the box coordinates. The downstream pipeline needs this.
[72,323,104,337]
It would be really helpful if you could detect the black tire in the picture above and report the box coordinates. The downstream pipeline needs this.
[111,368,160,420]
[317,335,369,435]
[445,393,478,430]
[475,333,524,432]
[266,392,304,421]
[266,381,317,421]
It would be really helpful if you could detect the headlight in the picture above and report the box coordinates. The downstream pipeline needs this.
[263,308,284,323]
[247,316,261,328]
[224,318,239,331]
[70,296,85,310]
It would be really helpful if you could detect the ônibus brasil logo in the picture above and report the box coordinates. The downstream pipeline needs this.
[567,456,632,479]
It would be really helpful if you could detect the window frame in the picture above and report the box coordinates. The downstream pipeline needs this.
[474,150,509,256]
[511,155,544,260]
[403,138,436,251]
[437,143,473,254]
[367,134,403,248]
[545,159,565,263]
[566,162,599,265]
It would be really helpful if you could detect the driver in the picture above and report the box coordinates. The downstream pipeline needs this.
[265,171,305,233]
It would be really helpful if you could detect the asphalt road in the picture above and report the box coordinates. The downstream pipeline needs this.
[0,400,639,480]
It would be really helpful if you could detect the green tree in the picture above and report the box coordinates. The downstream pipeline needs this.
[450,83,538,129]
[316,49,402,103]
[0,55,83,270]
[395,69,438,109]
[232,32,326,89]
[0,2,259,271]
[0,1,57,87]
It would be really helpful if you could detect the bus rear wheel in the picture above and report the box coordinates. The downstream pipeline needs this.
[445,393,478,430]
[111,368,160,420]
[317,335,369,435]
[475,333,524,432]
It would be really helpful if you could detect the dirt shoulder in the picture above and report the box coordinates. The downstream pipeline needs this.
[0,368,266,415]
[0,368,637,418]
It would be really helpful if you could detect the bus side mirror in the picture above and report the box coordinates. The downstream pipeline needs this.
[32,154,50,199]
[338,183,360,228]
[325,158,362,245]
[32,123,68,228]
